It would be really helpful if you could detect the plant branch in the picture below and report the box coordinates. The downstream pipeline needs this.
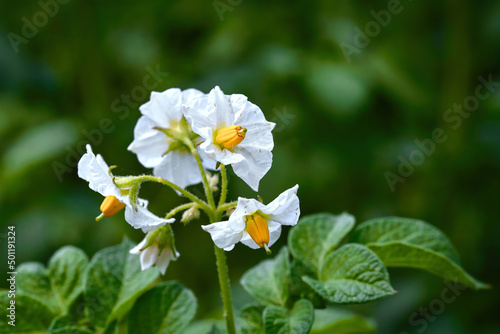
[214,244,236,334]
[217,201,237,216]
[165,202,196,219]
[131,175,211,215]
[184,139,216,210]
[218,164,228,208]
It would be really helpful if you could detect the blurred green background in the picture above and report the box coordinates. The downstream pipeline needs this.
[1,0,499,333]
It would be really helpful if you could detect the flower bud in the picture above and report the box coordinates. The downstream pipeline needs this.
[207,172,219,192]
[181,206,200,224]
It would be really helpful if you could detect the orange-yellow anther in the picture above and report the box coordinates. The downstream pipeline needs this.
[216,125,247,149]
[100,195,126,218]
[246,215,270,248]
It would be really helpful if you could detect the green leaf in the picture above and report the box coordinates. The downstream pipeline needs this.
[84,238,160,329]
[104,321,120,334]
[351,217,489,290]
[288,213,355,275]
[238,304,265,334]
[289,260,325,309]
[240,247,291,307]
[351,217,460,261]
[15,246,88,315]
[184,321,226,334]
[16,262,61,314]
[263,299,314,334]
[127,282,197,334]
[311,308,376,334]
[48,246,89,313]
[48,315,94,334]
[0,291,55,332]
[46,294,95,334]
[303,244,395,304]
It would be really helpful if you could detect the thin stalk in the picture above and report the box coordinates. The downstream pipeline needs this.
[184,139,216,210]
[132,175,211,215]
[187,141,235,333]
[217,201,237,215]
[214,243,236,334]
[218,164,228,208]
[165,202,196,219]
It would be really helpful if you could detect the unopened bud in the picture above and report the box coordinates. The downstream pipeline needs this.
[181,206,200,224]
[207,172,219,192]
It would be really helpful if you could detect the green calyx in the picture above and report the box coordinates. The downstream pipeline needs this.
[113,176,138,190]
[108,165,138,190]
[142,224,178,259]
[109,167,140,210]
[154,117,199,156]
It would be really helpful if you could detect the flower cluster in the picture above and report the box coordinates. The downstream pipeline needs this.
[78,86,299,275]
[202,185,300,254]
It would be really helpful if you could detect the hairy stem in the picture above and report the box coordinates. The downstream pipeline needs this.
[184,139,216,210]
[184,139,235,333]
[165,202,196,219]
[214,243,236,334]
[217,201,237,215]
[218,164,228,208]
[132,175,211,215]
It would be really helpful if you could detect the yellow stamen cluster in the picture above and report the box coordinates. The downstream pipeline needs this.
[216,125,247,149]
[246,214,271,254]
[97,195,126,221]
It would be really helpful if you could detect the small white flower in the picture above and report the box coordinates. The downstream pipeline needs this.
[202,185,299,252]
[184,86,275,191]
[129,235,179,275]
[77,145,174,232]
[128,88,213,189]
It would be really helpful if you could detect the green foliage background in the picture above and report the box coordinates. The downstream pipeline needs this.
[0,0,499,333]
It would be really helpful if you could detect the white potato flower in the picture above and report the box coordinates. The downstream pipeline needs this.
[184,86,275,191]
[202,185,299,252]
[128,88,214,189]
[129,231,179,275]
[77,145,174,232]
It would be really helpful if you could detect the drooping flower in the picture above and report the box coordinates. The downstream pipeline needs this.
[202,185,299,252]
[184,86,275,191]
[128,88,213,189]
[77,145,174,232]
[129,224,179,275]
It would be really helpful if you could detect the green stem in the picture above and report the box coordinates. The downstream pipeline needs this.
[184,139,235,333]
[218,164,228,208]
[184,139,216,210]
[214,243,236,334]
[132,175,211,214]
[217,201,237,215]
[165,203,196,219]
